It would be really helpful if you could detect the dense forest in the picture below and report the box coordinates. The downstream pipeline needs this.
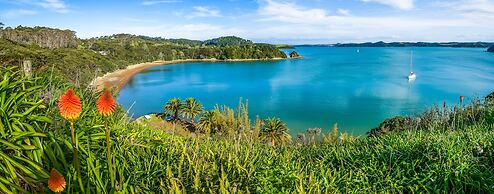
[0,26,286,85]
[488,45,494,52]
[203,36,253,46]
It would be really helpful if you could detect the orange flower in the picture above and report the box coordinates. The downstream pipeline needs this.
[460,96,465,103]
[48,169,66,193]
[58,89,82,121]
[97,90,116,117]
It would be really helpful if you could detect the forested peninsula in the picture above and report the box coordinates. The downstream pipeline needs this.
[0,26,287,85]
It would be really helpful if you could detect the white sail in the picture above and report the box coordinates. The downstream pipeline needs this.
[408,51,416,80]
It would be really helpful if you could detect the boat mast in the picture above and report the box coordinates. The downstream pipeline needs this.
[410,51,413,72]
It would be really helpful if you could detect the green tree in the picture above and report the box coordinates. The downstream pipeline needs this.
[260,118,291,146]
[197,109,224,134]
[182,97,203,124]
[164,98,183,122]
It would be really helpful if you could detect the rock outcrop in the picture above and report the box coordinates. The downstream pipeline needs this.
[488,45,494,52]
[0,26,76,48]
[289,51,300,58]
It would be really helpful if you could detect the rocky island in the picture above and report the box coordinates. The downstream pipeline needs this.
[290,51,301,58]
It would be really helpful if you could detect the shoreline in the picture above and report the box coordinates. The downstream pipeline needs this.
[92,58,288,92]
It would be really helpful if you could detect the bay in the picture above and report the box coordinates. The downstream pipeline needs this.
[118,47,494,135]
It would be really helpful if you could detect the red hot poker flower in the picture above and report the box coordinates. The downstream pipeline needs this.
[460,96,465,103]
[97,90,116,117]
[48,169,66,193]
[58,89,82,121]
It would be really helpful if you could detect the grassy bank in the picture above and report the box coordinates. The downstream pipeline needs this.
[2,25,494,193]
[1,66,494,193]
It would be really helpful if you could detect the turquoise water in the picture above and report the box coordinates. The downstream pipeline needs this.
[118,47,494,135]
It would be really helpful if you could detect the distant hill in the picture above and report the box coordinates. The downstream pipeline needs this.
[276,44,295,49]
[488,45,494,52]
[297,41,494,48]
[203,36,253,46]
[90,34,254,47]
[88,34,204,47]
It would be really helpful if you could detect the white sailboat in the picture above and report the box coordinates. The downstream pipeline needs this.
[408,51,416,80]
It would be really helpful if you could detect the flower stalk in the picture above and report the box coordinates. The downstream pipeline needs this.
[58,89,84,192]
[97,89,117,189]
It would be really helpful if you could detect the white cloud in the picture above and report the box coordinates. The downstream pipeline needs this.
[337,8,350,16]
[258,0,329,24]
[361,0,414,10]
[38,0,69,13]
[164,23,241,39]
[255,0,494,42]
[435,0,494,18]
[187,6,222,18]
[141,0,182,6]
[1,9,37,18]
[7,0,69,13]
[13,0,491,43]
[77,23,242,40]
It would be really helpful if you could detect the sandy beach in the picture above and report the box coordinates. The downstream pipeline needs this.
[92,58,286,92]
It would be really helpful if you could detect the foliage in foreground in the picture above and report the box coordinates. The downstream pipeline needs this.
[1,67,494,193]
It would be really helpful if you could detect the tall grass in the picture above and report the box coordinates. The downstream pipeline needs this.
[2,67,494,193]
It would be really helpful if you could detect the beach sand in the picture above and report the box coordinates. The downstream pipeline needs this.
[92,58,286,92]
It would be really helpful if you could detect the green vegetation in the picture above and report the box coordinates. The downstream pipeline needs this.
[0,26,76,48]
[259,118,291,146]
[289,51,301,58]
[2,26,494,193]
[2,66,494,193]
[276,44,295,49]
[0,26,286,85]
[0,67,51,193]
[203,36,253,46]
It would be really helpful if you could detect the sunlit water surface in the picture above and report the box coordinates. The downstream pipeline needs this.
[118,47,494,135]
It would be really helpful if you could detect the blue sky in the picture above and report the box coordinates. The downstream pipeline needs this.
[1,0,493,44]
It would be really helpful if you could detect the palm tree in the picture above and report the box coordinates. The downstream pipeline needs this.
[197,109,224,134]
[164,98,183,122]
[260,118,291,146]
[182,97,203,124]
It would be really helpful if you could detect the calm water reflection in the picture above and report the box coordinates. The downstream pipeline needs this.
[118,47,494,135]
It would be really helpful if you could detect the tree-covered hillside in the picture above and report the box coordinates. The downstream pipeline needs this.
[203,36,253,46]
[0,26,287,85]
